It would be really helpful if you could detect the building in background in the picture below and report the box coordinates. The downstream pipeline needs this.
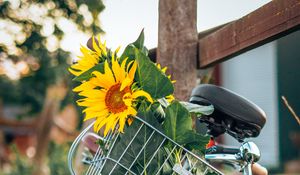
[220,30,300,172]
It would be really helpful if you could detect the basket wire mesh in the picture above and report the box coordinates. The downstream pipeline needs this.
[68,116,224,175]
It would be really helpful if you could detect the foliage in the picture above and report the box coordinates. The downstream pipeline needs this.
[0,0,105,116]
[71,31,214,174]
[0,145,33,175]
[100,102,165,174]
[0,142,70,175]
[135,50,174,99]
[48,142,70,175]
[163,101,210,149]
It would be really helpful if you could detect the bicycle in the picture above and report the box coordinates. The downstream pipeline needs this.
[68,84,266,175]
[190,84,266,175]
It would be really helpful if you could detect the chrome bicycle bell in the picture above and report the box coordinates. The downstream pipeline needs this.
[239,141,261,163]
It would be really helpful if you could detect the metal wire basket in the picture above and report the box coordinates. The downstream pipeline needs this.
[68,116,223,175]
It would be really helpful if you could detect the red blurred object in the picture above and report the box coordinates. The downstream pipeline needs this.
[206,137,215,149]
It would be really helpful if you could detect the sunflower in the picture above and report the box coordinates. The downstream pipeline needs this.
[69,36,108,76]
[74,56,153,136]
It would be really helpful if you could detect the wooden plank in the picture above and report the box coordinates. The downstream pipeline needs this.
[199,0,300,68]
[0,118,36,128]
[147,23,230,63]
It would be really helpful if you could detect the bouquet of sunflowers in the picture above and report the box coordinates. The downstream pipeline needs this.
[69,31,216,174]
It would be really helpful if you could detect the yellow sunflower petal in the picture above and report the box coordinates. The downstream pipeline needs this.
[131,90,153,103]
[95,115,112,135]
[94,115,108,133]
[156,63,161,69]
[77,98,103,107]
[127,107,137,116]
[78,89,106,98]
[73,80,96,92]
[92,36,102,55]
[92,71,115,89]
[111,55,125,82]
[69,45,99,76]
[166,94,175,103]
[125,107,137,126]
[126,60,134,73]
[68,68,81,76]
[89,77,111,89]
[121,57,128,70]
[115,46,121,53]
[123,93,133,106]
[79,47,98,64]
[80,45,95,55]
[71,63,89,70]
[118,112,128,133]
[84,109,108,121]
[120,77,132,91]
[104,114,118,136]
[128,61,137,79]
[98,36,107,57]
[110,115,120,133]
[83,103,107,113]
[104,60,116,84]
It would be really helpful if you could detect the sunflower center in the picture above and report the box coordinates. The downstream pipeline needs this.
[105,83,131,114]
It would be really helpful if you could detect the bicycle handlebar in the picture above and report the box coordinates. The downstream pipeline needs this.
[205,141,261,175]
[206,145,240,155]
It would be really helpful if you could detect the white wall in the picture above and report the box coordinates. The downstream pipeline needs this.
[221,42,279,168]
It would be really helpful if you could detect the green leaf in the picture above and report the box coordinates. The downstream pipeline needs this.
[163,101,209,151]
[120,44,136,63]
[178,130,210,155]
[72,63,104,82]
[163,101,192,144]
[180,102,214,116]
[177,130,209,146]
[132,29,145,49]
[100,103,165,174]
[136,50,174,99]
[120,30,148,63]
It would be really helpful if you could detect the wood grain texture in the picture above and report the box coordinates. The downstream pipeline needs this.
[157,0,198,100]
[199,0,300,68]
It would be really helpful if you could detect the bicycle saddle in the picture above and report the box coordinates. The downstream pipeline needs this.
[190,84,266,142]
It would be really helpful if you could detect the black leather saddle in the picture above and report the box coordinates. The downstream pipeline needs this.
[190,84,266,142]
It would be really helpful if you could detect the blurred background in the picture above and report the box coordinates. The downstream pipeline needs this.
[0,0,299,174]
[0,0,104,174]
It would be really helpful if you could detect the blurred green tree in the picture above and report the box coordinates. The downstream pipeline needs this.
[0,0,105,117]
[0,142,71,175]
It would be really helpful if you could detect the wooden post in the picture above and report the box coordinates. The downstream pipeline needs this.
[157,0,198,100]
[33,85,67,175]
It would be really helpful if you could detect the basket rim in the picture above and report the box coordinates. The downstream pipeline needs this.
[67,116,224,175]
